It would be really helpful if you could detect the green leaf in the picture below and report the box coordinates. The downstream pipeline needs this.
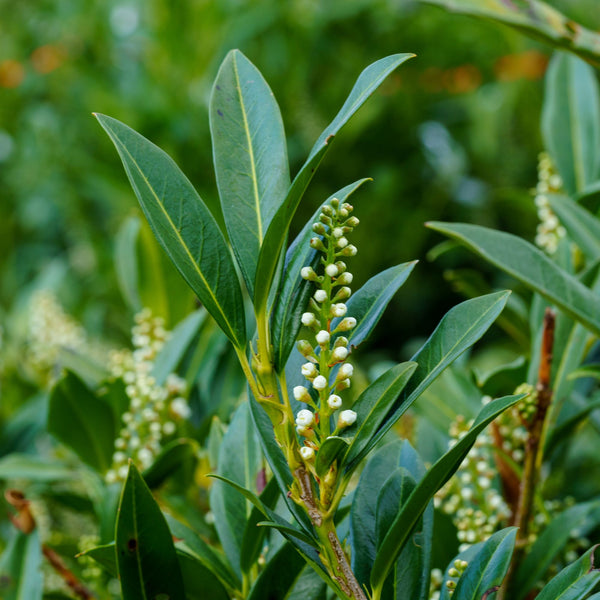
[209,401,263,577]
[535,545,600,600]
[253,53,415,314]
[0,454,76,481]
[452,528,517,600]
[542,52,600,195]
[210,49,290,297]
[427,222,600,336]
[0,529,43,600]
[366,291,510,456]
[152,309,206,385]
[247,542,307,600]
[512,502,600,599]
[240,476,280,574]
[116,462,185,600]
[115,216,143,311]
[315,436,350,479]
[370,394,523,593]
[48,370,115,473]
[272,179,370,370]
[95,113,246,348]
[165,515,240,596]
[80,543,118,576]
[548,195,600,261]
[341,361,417,471]
[142,439,198,489]
[337,262,417,349]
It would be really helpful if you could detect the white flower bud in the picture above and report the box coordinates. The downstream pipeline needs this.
[338,363,354,379]
[331,346,349,362]
[337,272,353,285]
[301,266,316,280]
[336,317,356,331]
[297,340,314,357]
[312,375,327,390]
[314,289,327,303]
[315,330,330,345]
[300,446,315,461]
[163,421,176,435]
[346,216,359,227]
[334,336,349,348]
[170,397,191,419]
[301,362,318,379]
[336,378,351,391]
[301,312,317,327]
[333,287,352,301]
[105,470,117,484]
[341,244,358,257]
[113,451,127,464]
[331,303,347,317]
[312,222,326,235]
[293,385,311,402]
[118,465,129,480]
[327,394,343,409]
[137,447,153,467]
[325,264,339,277]
[296,409,314,428]
[332,227,344,238]
[338,409,357,427]
[337,237,348,248]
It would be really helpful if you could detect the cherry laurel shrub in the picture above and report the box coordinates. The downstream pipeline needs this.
[3,49,600,600]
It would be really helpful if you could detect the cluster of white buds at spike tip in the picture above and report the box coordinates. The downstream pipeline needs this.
[105,309,191,484]
[295,195,360,454]
[534,152,566,255]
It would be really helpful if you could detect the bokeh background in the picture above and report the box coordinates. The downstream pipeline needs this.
[2,0,600,368]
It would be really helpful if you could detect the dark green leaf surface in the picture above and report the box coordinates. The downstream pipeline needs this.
[542,52,600,195]
[142,439,198,489]
[210,50,290,297]
[116,462,185,600]
[535,545,600,600]
[0,529,43,600]
[341,361,417,471]
[209,401,263,576]
[452,528,517,600]
[253,53,414,314]
[548,195,600,261]
[315,436,349,479]
[95,113,246,348]
[512,502,600,599]
[427,222,600,336]
[115,216,143,311]
[272,179,369,370]
[370,394,523,593]
[0,454,75,481]
[48,370,114,473]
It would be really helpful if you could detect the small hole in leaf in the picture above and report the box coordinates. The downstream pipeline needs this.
[127,538,138,552]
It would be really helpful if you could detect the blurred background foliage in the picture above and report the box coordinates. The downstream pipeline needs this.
[2,0,600,369]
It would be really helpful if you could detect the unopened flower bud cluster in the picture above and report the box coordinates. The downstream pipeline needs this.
[294,197,360,461]
[106,309,190,483]
[534,152,566,255]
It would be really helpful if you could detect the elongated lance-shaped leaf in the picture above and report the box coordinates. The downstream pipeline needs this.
[370,393,523,593]
[272,178,370,371]
[116,462,185,600]
[95,113,246,348]
[363,291,510,458]
[341,361,418,472]
[452,528,517,600]
[253,53,415,315]
[535,545,600,600]
[427,222,600,336]
[0,529,43,600]
[210,50,290,297]
[115,216,143,311]
[542,52,600,195]
[548,194,600,261]
[421,0,600,66]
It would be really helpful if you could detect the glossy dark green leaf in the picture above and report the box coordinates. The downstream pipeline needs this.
[165,514,240,594]
[370,393,523,593]
[272,179,370,370]
[287,566,328,600]
[247,542,306,600]
[315,436,350,479]
[142,439,198,489]
[48,370,114,473]
[248,396,315,534]
[0,454,75,481]
[209,401,263,576]
[0,529,43,600]
[115,216,143,311]
[366,291,510,456]
[535,545,600,600]
[116,462,185,600]
[427,222,600,336]
[452,528,517,600]
[95,113,246,348]
[512,502,600,599]
[341,361,417,471]
[80,543,118,576]
[336,262,417,349]
[240,476,280,573]
[548,195,600,261]
[253,53,415,314]
[210,49,289,297]
[542,52,600,195]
